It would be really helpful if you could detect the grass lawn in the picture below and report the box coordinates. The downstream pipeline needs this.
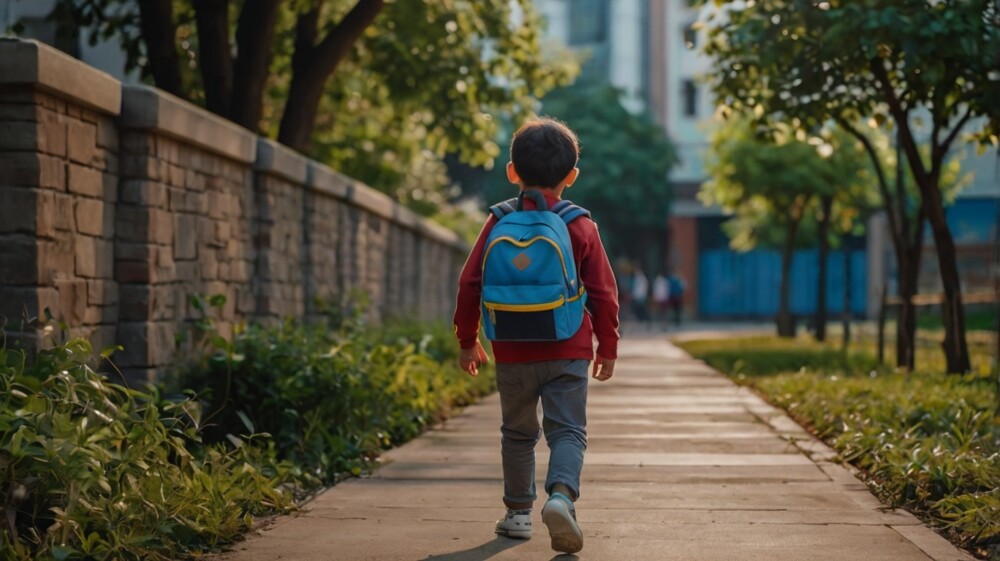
[677,334,999,560]
[916,303,998,332]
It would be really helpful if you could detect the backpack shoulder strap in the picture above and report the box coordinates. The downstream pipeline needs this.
[550,200,592,224]
[489,198,518,220]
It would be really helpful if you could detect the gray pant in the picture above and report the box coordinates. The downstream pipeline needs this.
[496,359,589,509]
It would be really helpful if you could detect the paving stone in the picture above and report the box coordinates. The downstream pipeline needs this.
[214,337,976,561]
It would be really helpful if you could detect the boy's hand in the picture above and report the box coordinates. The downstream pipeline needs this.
[592,356,615,381]
[459,340,489,377]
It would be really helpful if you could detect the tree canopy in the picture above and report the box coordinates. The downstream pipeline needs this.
[46,0,576,202]
[476,83,678,270]
[699,0,999,371]
[702,118,873,335]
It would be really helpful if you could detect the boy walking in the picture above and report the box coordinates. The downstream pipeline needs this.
[453,117,620,554]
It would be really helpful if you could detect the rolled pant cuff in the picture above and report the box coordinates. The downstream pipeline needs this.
[503,497,535,510]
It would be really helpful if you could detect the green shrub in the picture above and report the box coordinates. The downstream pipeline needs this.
[0,333,298,561]
[183,312,494,483]
[917,304,998,332]
[682,336,884,378]
[0,298,493,559]
[679,337,1000,558]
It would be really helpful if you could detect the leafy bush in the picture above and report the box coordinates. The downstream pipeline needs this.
[917,304,998,332]
[681,336,884,378]
[0,332,298,561]
[0,298,492,559]
[182,310,494,483]
[679,337,1000,559]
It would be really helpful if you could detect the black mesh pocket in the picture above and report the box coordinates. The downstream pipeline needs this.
[493,310,557,340]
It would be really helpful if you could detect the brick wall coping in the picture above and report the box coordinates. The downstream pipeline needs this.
[120,85,257,164]
[348,179,395,220]
[0,39,121,115]
[393,205,470,247]
[0,38,464,250]
[308,161,464,249]
[306,161,352,199]
[255,138,309,183]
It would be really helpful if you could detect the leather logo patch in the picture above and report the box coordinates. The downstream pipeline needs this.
[513,252,532,271]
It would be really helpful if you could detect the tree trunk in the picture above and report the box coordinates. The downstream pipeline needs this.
[894,139,924,372]
[278,0,386,152]
[872,60,971,373]
[194,0,234,118]
[897,146,970,373]
[815,195,833,342]
[836,118,919,367]
[896,251,920,370]
[777,219,800,338]
[136,0,183,97]
[230,0,282,132]
[923,193,971,372]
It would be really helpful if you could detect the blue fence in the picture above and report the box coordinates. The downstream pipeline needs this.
[698,249,868,318]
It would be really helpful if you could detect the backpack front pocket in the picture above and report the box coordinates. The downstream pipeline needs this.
[482,284,566,341]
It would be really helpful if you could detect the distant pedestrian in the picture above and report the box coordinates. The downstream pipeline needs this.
[667,273,686,326]
[453,117,620,554]
[631,267,649,322]
[652,272,670,325]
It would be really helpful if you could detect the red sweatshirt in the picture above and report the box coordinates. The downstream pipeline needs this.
[453,192,620,363]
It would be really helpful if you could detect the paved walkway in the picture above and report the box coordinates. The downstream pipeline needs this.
[219,337,973,561]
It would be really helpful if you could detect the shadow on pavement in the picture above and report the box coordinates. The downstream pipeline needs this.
[421,536,525,561]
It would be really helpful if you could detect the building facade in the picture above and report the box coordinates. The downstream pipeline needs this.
[1,0,135,82]
[534,0,655,115]
[8,0,995,323]
[659,1,998,321]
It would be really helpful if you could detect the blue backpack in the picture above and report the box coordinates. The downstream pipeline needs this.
[481,190,590,341]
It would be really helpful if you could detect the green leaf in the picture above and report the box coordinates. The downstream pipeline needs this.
[50,545,79,560]
[236,411,255,434]
[100,345,124,359]
[226,434,245,448]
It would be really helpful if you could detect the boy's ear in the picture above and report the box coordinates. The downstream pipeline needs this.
[506,161,521,185]
[563,167,579,188]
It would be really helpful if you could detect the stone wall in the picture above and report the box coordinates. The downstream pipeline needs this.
[0,39,467,382]
[0,39,121,353]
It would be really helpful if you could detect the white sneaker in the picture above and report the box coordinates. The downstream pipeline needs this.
[495,509,532,539]
[541,493,583,553]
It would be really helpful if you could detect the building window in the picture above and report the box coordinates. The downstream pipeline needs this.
[683,22,697,49]
[569,0,608,45]
[682,79,698,117]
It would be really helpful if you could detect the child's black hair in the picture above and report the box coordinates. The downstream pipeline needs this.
[509,117,579,188]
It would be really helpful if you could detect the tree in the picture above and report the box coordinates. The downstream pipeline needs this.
[701,0,1000,372]
[51,0,574,157]
[802,127,879,342]
[812,127,883,343]
[701,119,845,337]
[476,83,678,273]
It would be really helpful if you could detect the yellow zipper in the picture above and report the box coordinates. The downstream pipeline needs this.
[485,296,564,313]
[483,287,585,319]
[482,236,571,281]
[484,287,586,323]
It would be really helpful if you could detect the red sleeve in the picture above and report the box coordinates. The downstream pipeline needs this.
[453,215,497,349]
[574,219,620,360]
